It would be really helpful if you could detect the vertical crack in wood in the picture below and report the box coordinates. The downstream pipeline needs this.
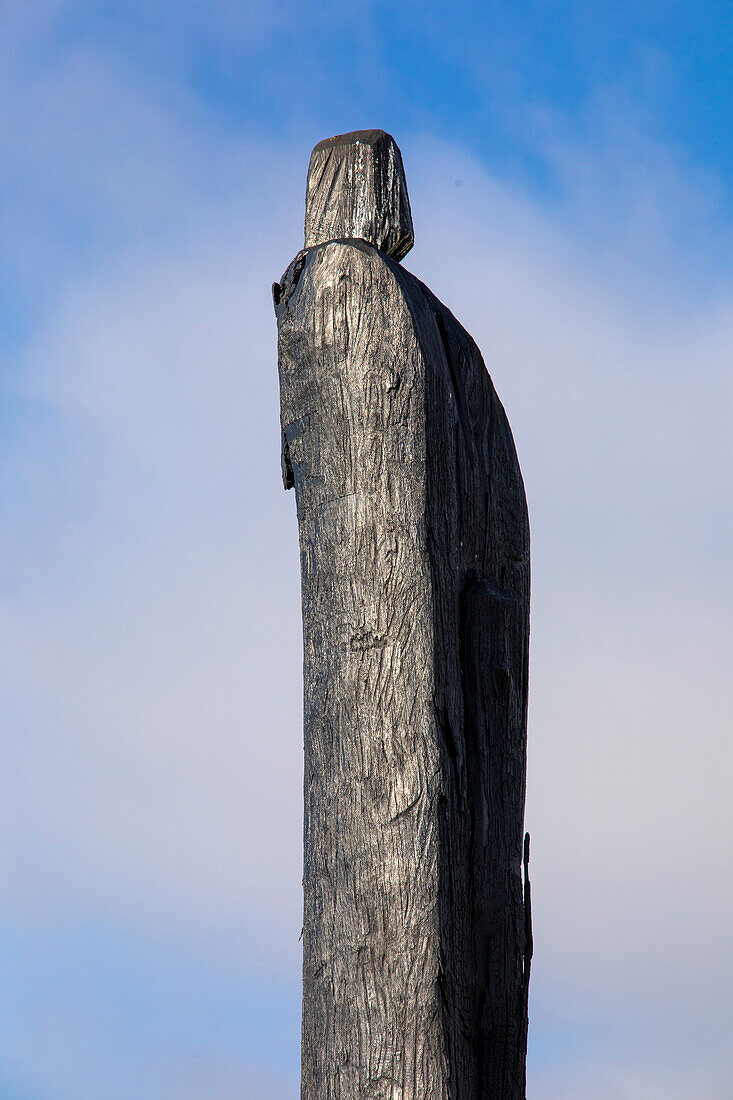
[522,830,533,1068]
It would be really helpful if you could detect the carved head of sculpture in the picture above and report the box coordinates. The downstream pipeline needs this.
[304,129,414,262]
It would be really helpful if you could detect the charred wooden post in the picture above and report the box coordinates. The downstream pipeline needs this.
[274,129,531,1100]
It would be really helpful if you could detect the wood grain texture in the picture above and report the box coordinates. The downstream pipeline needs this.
[274,231,530,1099]
[304,130,414,261]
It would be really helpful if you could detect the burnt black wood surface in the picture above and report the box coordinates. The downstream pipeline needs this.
[274,131,530,1100]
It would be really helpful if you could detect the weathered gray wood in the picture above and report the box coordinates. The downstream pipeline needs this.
[304,129,414,261]
[274,130,530,1100]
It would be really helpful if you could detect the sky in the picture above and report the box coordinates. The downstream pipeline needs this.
[0,1,732,1097]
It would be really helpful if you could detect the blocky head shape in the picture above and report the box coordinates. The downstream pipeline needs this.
[304,130,414,261]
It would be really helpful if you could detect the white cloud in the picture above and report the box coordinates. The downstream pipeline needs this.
[1,196,306,961]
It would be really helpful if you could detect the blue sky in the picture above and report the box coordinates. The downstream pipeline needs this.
[1,2,732,1097]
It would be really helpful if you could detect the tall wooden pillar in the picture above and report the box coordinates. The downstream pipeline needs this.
[274,129,531,1100]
